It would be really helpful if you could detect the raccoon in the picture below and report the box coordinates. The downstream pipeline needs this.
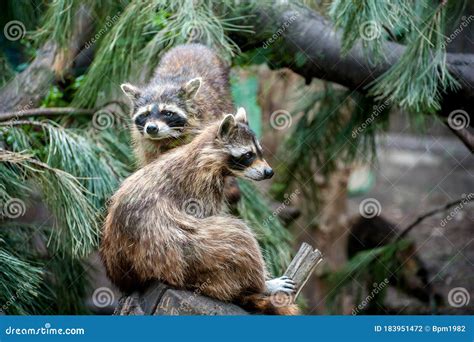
[101,108,298,315]
[121,43,234,165]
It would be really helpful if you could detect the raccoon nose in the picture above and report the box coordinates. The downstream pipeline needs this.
[145,123,158,135]
[263,168,274,179]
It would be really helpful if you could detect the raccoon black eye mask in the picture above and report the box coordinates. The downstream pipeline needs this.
[132,104,188,138]
[228,151,256,170]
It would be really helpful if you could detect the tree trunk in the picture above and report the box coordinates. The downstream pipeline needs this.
[0,5,94,113]
[234,3,474,126]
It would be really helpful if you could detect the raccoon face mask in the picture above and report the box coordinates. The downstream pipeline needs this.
[218,108,274,181]
[121,78,201,140]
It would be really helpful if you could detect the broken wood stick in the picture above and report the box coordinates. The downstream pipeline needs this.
[284,242,323,299]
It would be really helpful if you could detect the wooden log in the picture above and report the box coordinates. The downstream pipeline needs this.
[284,242,323,299]
[114,242,322,315]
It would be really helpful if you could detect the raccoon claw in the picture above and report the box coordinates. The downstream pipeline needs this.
[265,276,297,295]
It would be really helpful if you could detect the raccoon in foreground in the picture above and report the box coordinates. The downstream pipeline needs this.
[121,43,234,166]
[101,108,298,315]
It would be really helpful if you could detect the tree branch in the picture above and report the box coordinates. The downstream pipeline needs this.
[115,243,323,315]
[444,122,474,153]
[0,5,94,114]
[396,195,474,240]
[234,3,474,141]
[0,101,129,122]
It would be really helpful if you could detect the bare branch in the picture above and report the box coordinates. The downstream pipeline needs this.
[396,196,474,240]
[0,101,129,122]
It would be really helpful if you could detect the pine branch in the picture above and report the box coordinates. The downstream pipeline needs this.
[0,101,129,121]
[233,2,474,138]
[0,149,99,257]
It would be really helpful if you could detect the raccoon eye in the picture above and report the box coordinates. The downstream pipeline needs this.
[162,111,174,118]
[242,152,254,160]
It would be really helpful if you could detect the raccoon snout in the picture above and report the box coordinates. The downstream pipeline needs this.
[263,167,274,179]
[145,123,159,135]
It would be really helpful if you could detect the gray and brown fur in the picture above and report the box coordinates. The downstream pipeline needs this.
[121,43,234,166]
[101,109,298,315]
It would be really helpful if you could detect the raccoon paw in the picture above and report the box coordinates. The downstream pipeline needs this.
[264,276,296,295]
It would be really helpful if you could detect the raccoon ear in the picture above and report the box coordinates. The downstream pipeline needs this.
[183,77,202,99]
[121,83,141,101]
[234,107,248,124]
[218,114,236,140]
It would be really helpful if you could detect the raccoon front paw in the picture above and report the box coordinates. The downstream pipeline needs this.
[264,276,296,295]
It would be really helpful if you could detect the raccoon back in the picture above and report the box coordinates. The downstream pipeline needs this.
[151,43,234,118]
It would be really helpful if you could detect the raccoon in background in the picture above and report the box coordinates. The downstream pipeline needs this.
[101,108,298,315]
[121,43,234,165]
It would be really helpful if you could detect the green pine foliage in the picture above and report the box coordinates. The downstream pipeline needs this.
[329,0,413,60]
[0,240,46,315]
[329,0,462,113]
[326,239,411,314]
[272,84,389,205]
[0,115,132,313]
[238,180,292,276]
[71,0,251,107]
[369,2,460,113]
